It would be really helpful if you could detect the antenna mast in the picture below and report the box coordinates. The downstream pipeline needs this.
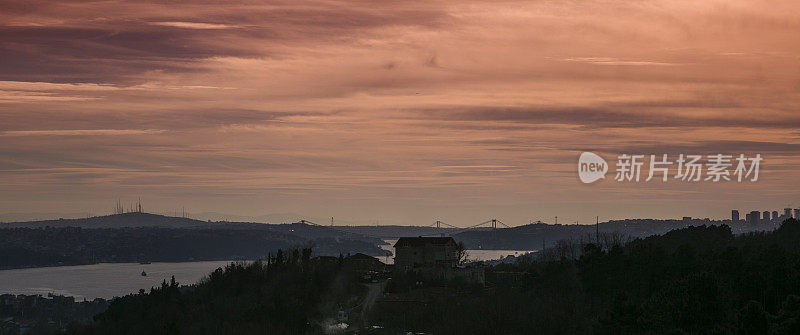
[114,199,124,215]
[596,216,599,246]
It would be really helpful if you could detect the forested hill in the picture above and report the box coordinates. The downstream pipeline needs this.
[71,251,366,335]
[0,213,388,269]
[333,225,460,238]
[2,212,213,229]
[375,219,800,334]
[452,217,778,250]
[65,219,800,334]
[0,212,388,242]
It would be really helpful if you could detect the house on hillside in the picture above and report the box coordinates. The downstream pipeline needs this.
[393,237,483,285]
[394,237,459,271]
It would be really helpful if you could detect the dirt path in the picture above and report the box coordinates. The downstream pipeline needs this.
[363,281,385,312]
[356,280,387,328]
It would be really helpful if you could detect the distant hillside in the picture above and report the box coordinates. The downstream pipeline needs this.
[452,218,778,250]
[1,212,386,242]
[333,225,460,238]
[0,212,95,222]
[0,213,389,269]
[4,213,779,261]
[2,212,215,229]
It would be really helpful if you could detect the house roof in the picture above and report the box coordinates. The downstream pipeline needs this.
[394,236,457,248]
[348,253,378,260]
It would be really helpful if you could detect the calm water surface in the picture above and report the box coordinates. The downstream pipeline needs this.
[0,261,234,300]
[0,242,535,300]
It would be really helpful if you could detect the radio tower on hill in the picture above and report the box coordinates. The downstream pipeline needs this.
[114,199,124,214]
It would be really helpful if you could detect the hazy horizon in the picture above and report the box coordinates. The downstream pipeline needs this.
[0,206,782,226]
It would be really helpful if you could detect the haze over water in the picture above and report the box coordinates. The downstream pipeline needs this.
[0,244,535,300]
[0,261,233,300]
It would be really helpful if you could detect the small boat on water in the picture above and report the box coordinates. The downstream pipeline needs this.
[139,261,151,264]
[141,271,147,276]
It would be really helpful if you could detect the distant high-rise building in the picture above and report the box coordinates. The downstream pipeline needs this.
[795,209,800,220]
[763,211,771,221]
[749,211,761,225]
[683,216,692,221]
[731,210,740,222]
[773,211,779,220]
[785,208,793,218]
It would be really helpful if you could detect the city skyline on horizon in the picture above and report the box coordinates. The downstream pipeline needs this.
[4,199,800,227]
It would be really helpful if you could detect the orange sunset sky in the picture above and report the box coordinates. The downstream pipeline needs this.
[1,0,799,225]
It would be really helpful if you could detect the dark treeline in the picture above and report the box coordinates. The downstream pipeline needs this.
[37,220,800,334]
[68,249,364,335]
[0,294,107,335]
[0,227,382,269]
[372,219,800,334]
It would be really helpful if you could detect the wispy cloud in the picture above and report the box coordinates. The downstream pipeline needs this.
[0,0,799,222]
[149,22,240,30]
[0,129,165,136]
[563,57,683,66]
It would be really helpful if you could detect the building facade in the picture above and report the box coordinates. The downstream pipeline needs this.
[394,237,459,272]
[393,236,484,285]
[748,211,761,225]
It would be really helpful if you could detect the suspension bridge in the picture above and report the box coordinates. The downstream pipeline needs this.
[291,218,514,239]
